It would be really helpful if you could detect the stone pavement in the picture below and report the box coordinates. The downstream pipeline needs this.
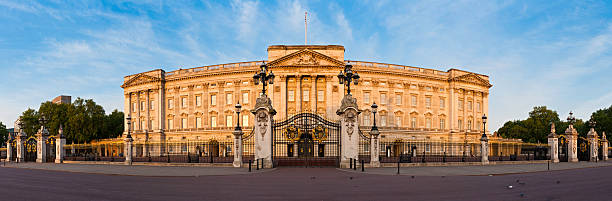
[346,160,612,176]
[1,162,272,176]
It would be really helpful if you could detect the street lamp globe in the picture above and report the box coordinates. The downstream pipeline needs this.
[482,114,487,124]
[371,102,378,114]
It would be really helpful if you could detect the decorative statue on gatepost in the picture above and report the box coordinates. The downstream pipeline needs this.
[251,63,275,168]
[601,132,608,161]
[125,115,134,165]
[586,120,599,162]
[336,64,361,168]
[55,124,66,163]
[548,122,559,163]
[6,131,13,162]
[16,121,26,163]
[36,115,49,163]
[565,112,579,162]
[233,102,244,167]
[369,102,380,167]
[480,114,489,164]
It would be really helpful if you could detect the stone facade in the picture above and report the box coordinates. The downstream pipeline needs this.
[121,45,493,148]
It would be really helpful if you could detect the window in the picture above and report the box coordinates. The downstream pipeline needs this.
[477,102,481,112]
[242,92,249,104]
[242,115,249,127]
[411,117,417,128]
[181,97,187,108]
[226,93,233,105]
[207,95,215,106]
[458,100,464,110]
[288,90,295,101]
[381,115,387,126]
[182,118,187,129]
[211,116,217,128]
[395,115,402,127]
[396,94,402,105]
[196,117,202,129]
[440,99,445,109]
[303,90,309,102]
[425,97,431,108]
[141,101,145,111]
[168,99,174,109]
[363,92,370,103]
[411,95,417,106]
[168,119,174,129]
[468,101,473,111]
[317,90,324,102]
[425,144,431,152]
[226,115,233,127]
[196,96,202,107]
[440,119,445,129]
[150,100,155,110]
[141,120,145,130]
[363,115,371,126]
[467,120,472,130]
[149,120,153,130]
[458,120,463,130]
[426,118,431,129]
[132,103,137,112]
[381,94,387,105]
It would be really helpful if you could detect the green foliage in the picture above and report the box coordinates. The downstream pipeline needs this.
[587,105,612,139]
[498,106,580,143]
[0,122,7,147]
[18,97,124,144]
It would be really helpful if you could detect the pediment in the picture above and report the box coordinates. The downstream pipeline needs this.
[121,74,162,88]
[267,49,345,67]
[450,73,492,87]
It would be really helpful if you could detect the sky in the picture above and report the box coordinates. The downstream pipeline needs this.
[0,0,611,131]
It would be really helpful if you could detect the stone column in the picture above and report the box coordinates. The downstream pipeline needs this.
[125,136,133,165]
[337,94,360,168]
[55,126,66,163]
[370,128,380,167]
[280,76,287,119]
[548,123,559,163]
[601,132,608,161]
[6,134,13,162]
[233,129,243,167]
[480,134,489,164]
[296,76,302,112]
[251,94,276,168]
[587,127,598,162]
[16,130,25,163]
[566,124,579,162]
[36,126,49,163]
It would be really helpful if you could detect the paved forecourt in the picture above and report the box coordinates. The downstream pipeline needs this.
[353,160,612,176]
[1,162,272,176]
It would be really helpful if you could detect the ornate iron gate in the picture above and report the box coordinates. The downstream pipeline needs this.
[272,113,340,167]
[25,137,37,162]
[46,136,56,162]
[9,139,16,161]
[578,137,589,161]
[559,135,568,162]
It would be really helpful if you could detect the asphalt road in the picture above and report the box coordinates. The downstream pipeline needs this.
[1,165,611,201]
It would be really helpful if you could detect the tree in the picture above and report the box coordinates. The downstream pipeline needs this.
[0,122,7,147]
[19,108,40,137]
[587,105,612,140]
[497,106,584,143]
[103,110,124,139]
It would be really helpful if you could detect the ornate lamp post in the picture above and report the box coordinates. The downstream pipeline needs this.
[125,115,132,139]
[253,63,275,95]
[370,102,380,167]
[337,64,360,95]
[125,115,133,165]
[481,114,487,138]
[480,114,489,164]
[233,102,243,167]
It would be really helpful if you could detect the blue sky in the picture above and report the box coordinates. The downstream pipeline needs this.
[0,0,611,131]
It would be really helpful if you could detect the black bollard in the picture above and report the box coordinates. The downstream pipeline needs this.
[249,160,252,172]
[361,160,365,172]
[548,160,550,171]
[397,159,400,175]
[354,159,357,170]
[261,159,264,169]
[256,159,260,170]
[350,158,353,169]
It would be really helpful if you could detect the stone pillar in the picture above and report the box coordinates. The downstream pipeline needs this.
[548,123,559,163]
[125,136,133,165]
[251,94,276,168]
[587,127,598,162]
[566,124,579,162]
[6,133,13,162]
[337,94,360,168]
[480,134,489,164]
[16,130,25,163]
[55,125,65,163]
[370,128,380,167]
[233,129,243,167]
[601,132,608,161]
[36,126,49,163]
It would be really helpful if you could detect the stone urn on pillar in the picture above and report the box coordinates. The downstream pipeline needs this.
[601,132,608,161]
[565,112,579,163]
[6,132,14,162]
[55,124,66,163]
[586,120,599,162]
[16,122,26,163]
[548,122,559,163]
